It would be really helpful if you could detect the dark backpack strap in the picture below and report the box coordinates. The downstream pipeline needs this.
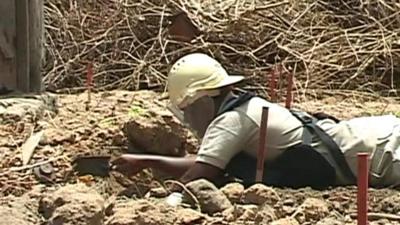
[217,92,255,116]
[310,112,341,123]
[290,110,357,183]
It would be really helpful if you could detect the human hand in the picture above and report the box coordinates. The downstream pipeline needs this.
[110,154,146,177]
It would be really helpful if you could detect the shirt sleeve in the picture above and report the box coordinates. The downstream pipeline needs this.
[195,110,258,169]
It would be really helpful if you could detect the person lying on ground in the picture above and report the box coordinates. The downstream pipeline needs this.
[111,53,400,190]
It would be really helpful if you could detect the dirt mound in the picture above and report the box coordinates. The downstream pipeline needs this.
[0,90,197,197]
[2,181,397,225]
[0,206,33,225]
[1,90,400,224]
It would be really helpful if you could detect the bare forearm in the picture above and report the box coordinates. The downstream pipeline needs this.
[140,154,196,178]
[179,162,224,184]
[112,153,223,189]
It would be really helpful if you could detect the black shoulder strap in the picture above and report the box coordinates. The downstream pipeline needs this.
[217,92,255,116]
[290,110,357,183]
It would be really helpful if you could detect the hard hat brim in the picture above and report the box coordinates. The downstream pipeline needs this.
[202,75,245,90]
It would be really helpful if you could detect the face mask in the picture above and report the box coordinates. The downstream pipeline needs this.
[167,96,216,139]
[166,103,200,138]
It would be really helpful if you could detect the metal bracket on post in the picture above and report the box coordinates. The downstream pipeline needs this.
[256,106,269,183]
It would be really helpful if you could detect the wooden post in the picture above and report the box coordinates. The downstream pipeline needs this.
[0,0,43,94]
[29,0,44,93]
[15,0,30,92]
[0,0,17,92]
[256,107,269,182]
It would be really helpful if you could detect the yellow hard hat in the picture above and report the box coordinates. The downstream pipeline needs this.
[167,53,244,109]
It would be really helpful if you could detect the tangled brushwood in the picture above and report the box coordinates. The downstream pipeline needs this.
[43,0,400,96]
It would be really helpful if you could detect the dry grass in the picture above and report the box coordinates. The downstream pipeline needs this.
[42,0,400,97]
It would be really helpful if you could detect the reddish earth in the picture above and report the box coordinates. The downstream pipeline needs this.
[1,90,400,225]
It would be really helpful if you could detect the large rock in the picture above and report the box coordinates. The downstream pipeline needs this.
[123,91,198,156]
[220,183,244,204]
[185,179,232,215]
[105,199,176,225]
[243,184,280,205]
[38,183,105,225]
[0,94,57,123]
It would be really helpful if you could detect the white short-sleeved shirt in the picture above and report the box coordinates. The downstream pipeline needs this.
[195,96,304,169]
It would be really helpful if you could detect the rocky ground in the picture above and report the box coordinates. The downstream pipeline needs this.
[1,90,400,225]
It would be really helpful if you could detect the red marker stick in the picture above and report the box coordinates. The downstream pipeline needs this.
[256,107,269,183]
[285,72,294,109]
[357,153,369,225]
[86,63,93,110]
[87,63,93,88]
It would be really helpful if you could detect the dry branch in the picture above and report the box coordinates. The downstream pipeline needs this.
[42,0,400,97]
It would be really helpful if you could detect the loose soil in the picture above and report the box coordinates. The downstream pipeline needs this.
[1,90,400,225]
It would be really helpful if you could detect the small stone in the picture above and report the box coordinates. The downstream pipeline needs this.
[222,204,258,222]
[105,199,176,225]
[185,179,232,215]
[282,205,296,215]
[220,183,244,204]
[238,205,259,221]
[255,203,277,224]
[380,193,400,214]
[294,198,329,223]
[369,219,393,225]
[316,217,344,225]
[323,97,338,105]
[145,187,169,198]
[270,217,300,225]
[243,184,280,205]
[283,199,295,206]
[42,128,76,145]
[38,183,105,225]
[176,208,206,224]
